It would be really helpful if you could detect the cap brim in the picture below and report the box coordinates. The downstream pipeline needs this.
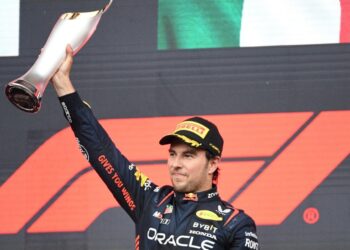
[159,133,204,151]
[159,134,181,145]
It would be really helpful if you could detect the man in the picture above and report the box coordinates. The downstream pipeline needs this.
[51,46,259,250]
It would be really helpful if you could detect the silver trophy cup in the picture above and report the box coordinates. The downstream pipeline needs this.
[5,1,112,113]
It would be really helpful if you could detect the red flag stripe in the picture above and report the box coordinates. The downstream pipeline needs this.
[340,0,350,42]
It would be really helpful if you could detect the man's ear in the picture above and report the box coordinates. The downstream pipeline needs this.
[208,156,220,174]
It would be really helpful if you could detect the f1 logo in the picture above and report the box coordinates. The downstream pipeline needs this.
[0,110,349,233]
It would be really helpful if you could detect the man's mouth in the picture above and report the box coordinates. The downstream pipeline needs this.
[171,172,187,179]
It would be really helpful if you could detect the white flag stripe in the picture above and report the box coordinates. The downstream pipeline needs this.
[0,0,20,57]
[240,0,341,47]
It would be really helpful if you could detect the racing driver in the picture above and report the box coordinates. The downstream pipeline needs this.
[51,45,259,250]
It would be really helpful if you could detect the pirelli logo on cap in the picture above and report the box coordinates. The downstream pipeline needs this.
[174,121,210,139]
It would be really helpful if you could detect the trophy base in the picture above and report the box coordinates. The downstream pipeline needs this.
[5,80,41,113]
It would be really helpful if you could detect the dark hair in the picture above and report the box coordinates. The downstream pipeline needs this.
[205,151,219,184]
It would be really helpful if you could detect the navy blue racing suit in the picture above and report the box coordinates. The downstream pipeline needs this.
[58,92,259,250]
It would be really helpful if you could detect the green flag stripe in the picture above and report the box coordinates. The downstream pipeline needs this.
[158,0,244,50]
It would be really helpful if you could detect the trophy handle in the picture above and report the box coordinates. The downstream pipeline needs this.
[5,0,113,113]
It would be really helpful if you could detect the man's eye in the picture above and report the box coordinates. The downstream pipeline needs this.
[184,154,193,158]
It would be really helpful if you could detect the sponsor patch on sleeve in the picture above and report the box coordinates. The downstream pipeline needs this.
[61,102,72,123]
[75,137,89,161]
[244,231,259,250]
[134,167,151,190]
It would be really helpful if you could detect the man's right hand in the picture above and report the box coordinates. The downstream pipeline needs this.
[51,45,76,97]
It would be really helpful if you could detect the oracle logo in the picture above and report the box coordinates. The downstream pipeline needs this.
[0,111,349,234]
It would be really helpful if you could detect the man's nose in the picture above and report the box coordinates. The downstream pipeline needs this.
[170,156,182,169]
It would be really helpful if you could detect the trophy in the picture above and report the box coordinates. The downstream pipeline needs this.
[5,0,113,113]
